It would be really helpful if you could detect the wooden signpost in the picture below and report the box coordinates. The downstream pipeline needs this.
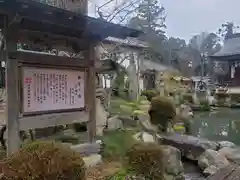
[0,0,142,155]
[5,45,96,155]
[22,67,86,114]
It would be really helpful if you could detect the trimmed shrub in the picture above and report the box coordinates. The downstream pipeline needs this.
[141,90,158,101]
[0,141,86,180]
[149,96,176,132]
[126,142,164,179]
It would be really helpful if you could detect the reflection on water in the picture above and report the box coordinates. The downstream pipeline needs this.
[191,109,240,145]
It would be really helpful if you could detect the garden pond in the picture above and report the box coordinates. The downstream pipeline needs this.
[191,108,240,145]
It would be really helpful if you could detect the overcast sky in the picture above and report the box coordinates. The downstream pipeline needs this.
[89,0,240,42]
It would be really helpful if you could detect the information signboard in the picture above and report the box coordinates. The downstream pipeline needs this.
[22,66,85,113]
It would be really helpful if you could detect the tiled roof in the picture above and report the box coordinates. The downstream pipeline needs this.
[0,0,143,40]
[211,35,240,58]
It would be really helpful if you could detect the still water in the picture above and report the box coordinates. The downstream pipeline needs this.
[191,109,240,145]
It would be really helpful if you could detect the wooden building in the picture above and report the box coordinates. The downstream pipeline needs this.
[210,34,240,87]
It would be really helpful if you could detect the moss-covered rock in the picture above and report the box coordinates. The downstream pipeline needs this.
[1,141,86,180]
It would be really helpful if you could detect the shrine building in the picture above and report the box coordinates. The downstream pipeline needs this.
[210,33,240,89]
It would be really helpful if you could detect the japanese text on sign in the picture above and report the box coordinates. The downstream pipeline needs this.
[22,67,85,113]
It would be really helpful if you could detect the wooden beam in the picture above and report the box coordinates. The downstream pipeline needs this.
[5,26,20,155]
[86,45,97,142]
[18,30,89,52]
[8,50,90,67]
[19,111,89,131]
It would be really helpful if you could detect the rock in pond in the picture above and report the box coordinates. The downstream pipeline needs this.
[218,141,236,149]
[160,145,184,178]
[198,149,229,176]
[218,147,240,163]
[203,165,219,177]
[160,134,219,160]
[205,164,239,180]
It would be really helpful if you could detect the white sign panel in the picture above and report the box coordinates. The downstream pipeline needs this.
[22,67,85,113]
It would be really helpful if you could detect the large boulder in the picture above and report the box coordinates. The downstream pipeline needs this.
[107,115,123,131]
[198,149,230,176]
[160,134,219,160]
[218,147,240,163]
[160,145,184,179]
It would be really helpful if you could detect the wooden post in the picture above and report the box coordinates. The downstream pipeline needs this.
[128,52,138,100]
[86,45,96,142]
[4,26,20,155]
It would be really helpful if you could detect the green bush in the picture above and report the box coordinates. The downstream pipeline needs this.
[149,96,176,132]
[1,141,86,180]
[126,142,164,179]
[141,90,158,101]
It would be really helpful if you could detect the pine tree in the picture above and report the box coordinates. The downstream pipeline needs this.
[128,0,167,62]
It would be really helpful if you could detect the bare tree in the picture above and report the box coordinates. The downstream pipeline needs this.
[94,0,143,24]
